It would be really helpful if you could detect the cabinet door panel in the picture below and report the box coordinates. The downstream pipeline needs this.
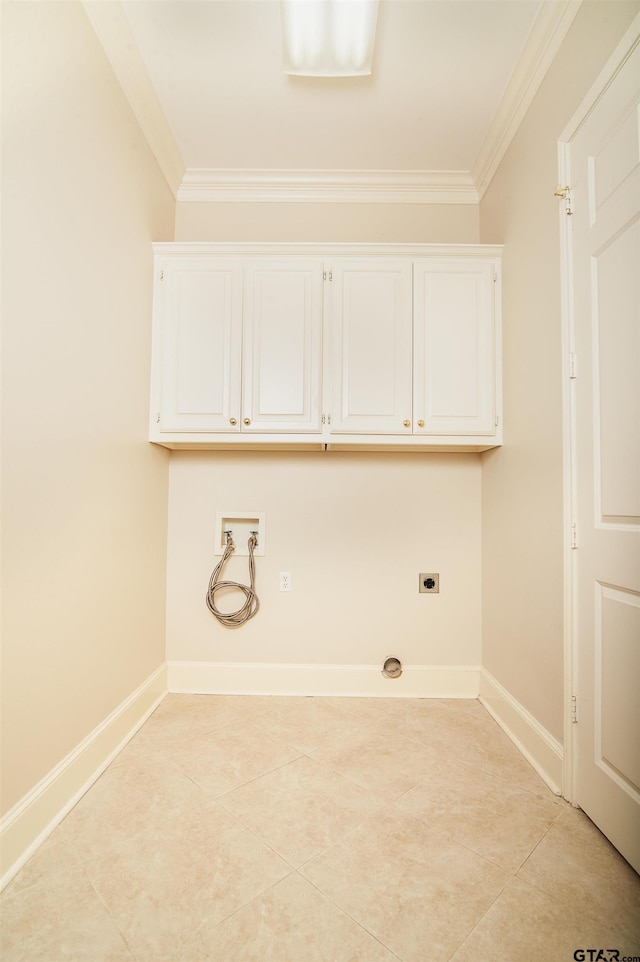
[414,260,496,435]
[158,259,242,432]
[330,260,412,434]
[243,260,323,433]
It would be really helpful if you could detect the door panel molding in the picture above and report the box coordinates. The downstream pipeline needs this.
[558,13,640,869]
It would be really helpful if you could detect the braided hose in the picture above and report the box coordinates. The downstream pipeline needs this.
[206,533,259,627]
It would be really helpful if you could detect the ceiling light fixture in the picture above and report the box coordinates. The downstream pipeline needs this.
[280,0,379,77]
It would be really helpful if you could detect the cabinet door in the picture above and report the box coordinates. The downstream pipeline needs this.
[330,260,413,434]
[414,259,496,436]
[156,258,242,433]
[242,260,323,433]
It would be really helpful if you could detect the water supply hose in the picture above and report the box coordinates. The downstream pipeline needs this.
[206,532,259,627]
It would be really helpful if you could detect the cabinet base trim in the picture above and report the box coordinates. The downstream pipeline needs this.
[167,661,480,698]
[151,439,502,453]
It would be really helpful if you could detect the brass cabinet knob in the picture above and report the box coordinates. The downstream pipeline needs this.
[417,419,425,428]
[403,419,411,428]
[243,417,251,426]
[229,417,237,426]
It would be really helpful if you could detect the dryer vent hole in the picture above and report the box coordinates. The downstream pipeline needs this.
[382,657,402,679]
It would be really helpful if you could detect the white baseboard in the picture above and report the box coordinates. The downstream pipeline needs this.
[167,661,481,698]
[479,668,564,795]
[0,664,167,891]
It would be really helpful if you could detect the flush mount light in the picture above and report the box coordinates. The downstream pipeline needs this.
[280,0,379,77]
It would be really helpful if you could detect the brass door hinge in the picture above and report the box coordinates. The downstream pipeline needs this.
[554,185,573,215]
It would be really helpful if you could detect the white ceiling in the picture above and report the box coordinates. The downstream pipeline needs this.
[84,0,581,200]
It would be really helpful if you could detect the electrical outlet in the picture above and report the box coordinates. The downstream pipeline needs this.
[419,573,439,593]
[280,572,292,592]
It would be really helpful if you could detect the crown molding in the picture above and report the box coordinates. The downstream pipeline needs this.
[472,0,583,199]
[83,0,580,207]
[82,0,185,198]
[177,169,479,205]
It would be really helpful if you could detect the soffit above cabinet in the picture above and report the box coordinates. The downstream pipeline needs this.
[83,0,581,202]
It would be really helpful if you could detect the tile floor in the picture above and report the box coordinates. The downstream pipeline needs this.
[2,694,639,962]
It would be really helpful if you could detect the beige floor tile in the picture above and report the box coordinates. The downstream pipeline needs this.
[517,808,640,942]
[218,754,386,867]
[155,794,239,844]
[155,693,245,716]
[6,695,637,962]
[438,698,490,717]
[220,694,302,709]
[384,699,548,790]
[430,726,556,798]
[394,756,562,871]
[181,873,399,962]
[309,726,443,801]
[387,697,499,740]
[394,755,554,821]
[432,805,559,874]
[450,876,640,962]
[140,693,247,748]
[2,830,83,897]
[467,737,556,798]
[164,721,302,796]
[109,730,159,768]
[242,695,380,754]
[385,696,455,730]
[301,806,508,962]
[0,864,134,961]
[439,706,509,741]
[57,751,210,861]
[387,698,553,797]
[84,799,292,962]
[325,695,404,724]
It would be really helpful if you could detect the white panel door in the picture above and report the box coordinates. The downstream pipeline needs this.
[565,33,640,872]
[414,259,496,436]
[157,258,243,433]
[330,259,412,434]
[242,260,324,433]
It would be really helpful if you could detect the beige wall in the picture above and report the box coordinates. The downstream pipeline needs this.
[479,1,639,744]
[167,452,482,670]
[1,1,175,815]
[168,205,483,676]
[175,200,479,243]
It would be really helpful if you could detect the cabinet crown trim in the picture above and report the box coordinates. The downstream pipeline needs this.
[152,242,503,258]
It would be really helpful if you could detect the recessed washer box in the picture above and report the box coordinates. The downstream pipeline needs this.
[215,512,265,557]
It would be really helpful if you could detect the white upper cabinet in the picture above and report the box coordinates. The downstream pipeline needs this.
[413,258,497,436]
[152,256,243,434]
[243,260,323,434]
[149,244,502,451]
[329,260,413,434]
[151,252,324,442]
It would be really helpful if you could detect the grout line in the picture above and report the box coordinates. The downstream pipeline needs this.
[174,865,298,958]
[300,870,405,962]
[85,868,141,962]
[444,879,508,962]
